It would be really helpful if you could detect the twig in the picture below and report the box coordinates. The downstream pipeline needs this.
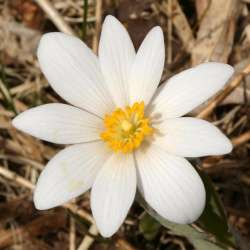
[0,166,34,190]
[70,216,76,250]
[197,63,250,119]
[232,130,250,147]
[0,210,66,248]
[160,0,195,52]
[0,154,43,171]
[35,0,76,35]
[0,165,94,224]
[77,224,98,250]
[115,239,137,250]
[167,0,172,64]
[64,203,94,224]
[92,0,103,54]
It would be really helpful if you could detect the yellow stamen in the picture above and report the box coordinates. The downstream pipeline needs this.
[100,101,153,153]
[121,120,133,132]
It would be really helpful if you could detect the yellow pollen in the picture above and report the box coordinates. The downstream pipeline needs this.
[121,120,133,132]
[100,101,153,153]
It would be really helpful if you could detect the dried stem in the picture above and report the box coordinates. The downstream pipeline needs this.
[232,130,250,147]
[35,0,76,35]
[167,0,172,64]
[0,165,94,223]
[92,0,103,54]
[77,224,98,250]
[197,63,250,119]
[69,216,76,250]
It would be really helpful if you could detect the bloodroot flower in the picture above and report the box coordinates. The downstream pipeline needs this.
[12,16,234,237]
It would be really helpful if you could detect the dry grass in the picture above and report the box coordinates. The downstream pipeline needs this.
[0,0,250,249]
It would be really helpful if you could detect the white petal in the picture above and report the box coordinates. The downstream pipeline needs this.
[91,153,136,237]
[34,141,110,210]
[37,32,115,117]
[99,15,136,107]
[135,144,206,224]
[153,117,232,157]
[12,104,103,144]
[129,27,165,106]
[148,63,234,120]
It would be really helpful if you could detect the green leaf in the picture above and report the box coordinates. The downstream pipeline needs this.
[191,239,226,250]
[137,193,205,239]
[137,193,229,250]
[198,172,235,247]
[139,213,161,240]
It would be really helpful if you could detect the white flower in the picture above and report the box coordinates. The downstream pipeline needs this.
[12,15,234,237]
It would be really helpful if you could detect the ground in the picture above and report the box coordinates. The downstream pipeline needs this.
[0,0,250,249]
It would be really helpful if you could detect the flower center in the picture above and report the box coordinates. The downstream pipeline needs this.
[100,102,153,153]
